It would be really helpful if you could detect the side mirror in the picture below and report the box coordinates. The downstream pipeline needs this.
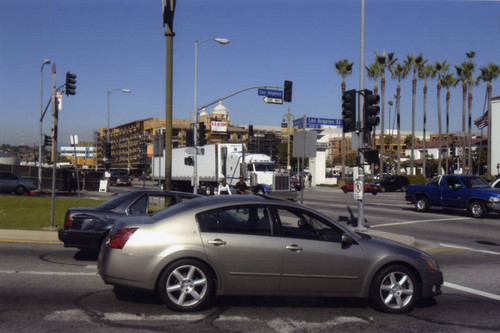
[341,233,354,248]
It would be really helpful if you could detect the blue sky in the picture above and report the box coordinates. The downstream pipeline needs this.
[1,0,499,146]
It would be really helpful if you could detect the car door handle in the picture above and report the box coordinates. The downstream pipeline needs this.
[208,239,227,246]
[285,244,303,252]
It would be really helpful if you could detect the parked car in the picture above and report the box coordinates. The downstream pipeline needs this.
[108,171,132,186]
[0,171,36,195]
[98,195,443,314]
[341,182,379,195]
[58,190,200,253]
[374,175,409,192]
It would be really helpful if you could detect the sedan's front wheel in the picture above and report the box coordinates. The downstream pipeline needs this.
[157,259,214,312]
[370,265,419,314]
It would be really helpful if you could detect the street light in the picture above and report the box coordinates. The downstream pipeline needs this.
[193,37,230,193]
[38,59,51,192]
[106,88,132,167]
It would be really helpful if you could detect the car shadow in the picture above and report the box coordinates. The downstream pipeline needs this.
[73,249,99,261]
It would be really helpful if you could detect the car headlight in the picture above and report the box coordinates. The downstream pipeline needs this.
[488,197,500,203]
[419,252,439,271]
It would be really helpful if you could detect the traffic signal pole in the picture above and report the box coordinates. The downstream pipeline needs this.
[357,0,366,232]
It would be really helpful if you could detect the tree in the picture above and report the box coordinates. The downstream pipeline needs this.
[455,51,476,173]
[418,63,434,178]
[405,53,426,175]
[476,62,500,177]
[374,51,397,175]
[441,72,458,174]
[434,61,449,175]
[335,58,354,179]
[390,62,409,175]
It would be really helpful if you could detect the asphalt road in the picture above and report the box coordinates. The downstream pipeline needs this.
[1,187,499,332]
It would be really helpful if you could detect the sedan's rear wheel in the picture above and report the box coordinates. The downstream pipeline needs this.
[370,265,419,314]
[342,187,348,193]
[157,259,214,312]
[15,185,26,195]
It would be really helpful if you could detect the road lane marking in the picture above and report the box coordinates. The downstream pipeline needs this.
[370,217,470,228]
[439,243,500,256]
[0,270,96,276]
[443,282,500,301]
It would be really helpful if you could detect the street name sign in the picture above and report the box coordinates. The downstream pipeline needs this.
[263,96,283,104]
[258,88,283,99]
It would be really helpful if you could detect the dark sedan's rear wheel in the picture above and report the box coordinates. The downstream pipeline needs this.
[157,259,214,312]
[370,265,419,314]
[342,187,348,193]
[14,185,26,195]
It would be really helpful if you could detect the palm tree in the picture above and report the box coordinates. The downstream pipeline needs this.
[419,63,434,178]
[405,53,426,175]
[335,59,354,179]
[476,63,500,177]
[374,51,397,176]
[441,72,458,174]
[390,62,409,175]
[434,61,449,175]
[455,52,476,173]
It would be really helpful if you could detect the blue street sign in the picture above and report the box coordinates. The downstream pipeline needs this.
[258,88,283,99]
[293,117,342,129]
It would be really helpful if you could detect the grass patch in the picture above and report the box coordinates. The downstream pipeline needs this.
[0,196,105,230]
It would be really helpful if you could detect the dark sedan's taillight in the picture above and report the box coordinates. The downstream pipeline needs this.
[64,215,73,227]
[108,227,138,249]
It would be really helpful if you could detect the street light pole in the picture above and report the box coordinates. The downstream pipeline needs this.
[193,38,230,194]
[38,59,50,192]
[106,88,132,168]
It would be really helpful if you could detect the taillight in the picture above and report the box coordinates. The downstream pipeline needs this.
[64,215,73,227]
[108,227,138,249]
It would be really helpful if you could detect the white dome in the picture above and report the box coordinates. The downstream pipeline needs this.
[199,108,208,116]
[212,101,228,116]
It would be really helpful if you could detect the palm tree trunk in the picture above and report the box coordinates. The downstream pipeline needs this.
[446,90,450,174]
[341,81,346,179]
[397,83,402,175]
[411,75,417,175]
[461,82,467,173]
[467,89,473,174]
[487,83,492,178]
[437,82,442,175]
[380,76,385,176]
[423,84,427,177]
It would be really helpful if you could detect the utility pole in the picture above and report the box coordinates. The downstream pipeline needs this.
[50,63,57,228]
[163,0,176,191]
[357,0,366,231]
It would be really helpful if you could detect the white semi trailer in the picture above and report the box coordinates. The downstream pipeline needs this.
[152,143,295,199]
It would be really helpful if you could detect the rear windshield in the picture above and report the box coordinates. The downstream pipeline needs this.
[97,192,136,210]
[150,200,198,221]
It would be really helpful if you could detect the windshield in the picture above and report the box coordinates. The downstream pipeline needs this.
[462,176,490,189]
[254,163,275,172]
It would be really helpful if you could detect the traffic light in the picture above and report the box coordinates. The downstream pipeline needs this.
[363,89,380,132]
[450,142,455,157]
[65,72,77,95]
[184,156,194,166]
[198,122,207,146]
[248,125,254,138]
[342,89,356,133]
[104,142,112,158]
[284,80,293,102]
[364,149,379,164]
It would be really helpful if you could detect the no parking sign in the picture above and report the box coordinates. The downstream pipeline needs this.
[354,180,363,200]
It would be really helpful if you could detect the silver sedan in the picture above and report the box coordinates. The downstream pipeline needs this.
[98,195,443,314]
